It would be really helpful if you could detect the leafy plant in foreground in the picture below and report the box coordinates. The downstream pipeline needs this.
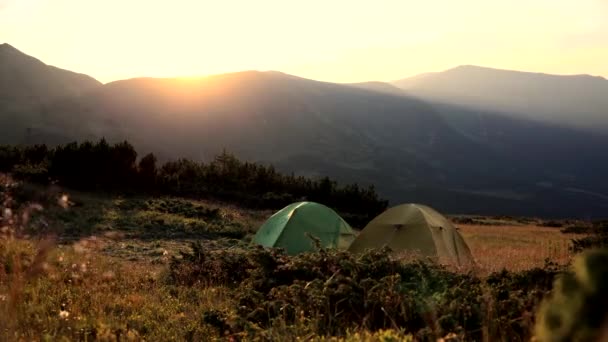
[535,248,608,342]
[169,242,562,340]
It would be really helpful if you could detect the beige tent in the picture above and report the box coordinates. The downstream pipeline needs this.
[348,203,474,266]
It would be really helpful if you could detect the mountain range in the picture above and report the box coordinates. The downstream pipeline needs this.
[393,65,608,133]
[1,43,607,218]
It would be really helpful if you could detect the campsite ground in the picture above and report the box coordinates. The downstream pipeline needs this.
[0,183,586,340]
[7,187,575,271]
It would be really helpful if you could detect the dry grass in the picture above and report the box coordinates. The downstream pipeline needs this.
[0,234,231,340]
[458,224,577,273]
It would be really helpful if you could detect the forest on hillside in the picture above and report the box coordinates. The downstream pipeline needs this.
[0,140,388,227]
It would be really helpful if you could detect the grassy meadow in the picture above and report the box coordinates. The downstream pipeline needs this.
[0,179,597,341]
[458,224,575,274]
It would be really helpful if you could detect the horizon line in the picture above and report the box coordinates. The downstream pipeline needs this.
[3,42,607,85]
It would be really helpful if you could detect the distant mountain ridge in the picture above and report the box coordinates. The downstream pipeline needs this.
[0,43,102,144]
[0,43,101,100]
[1,44,608,218]
[393,65,608,133]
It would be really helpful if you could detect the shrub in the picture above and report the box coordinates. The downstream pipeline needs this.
[571,234,608,253]
[12,163,49,184]
[570,221,608,253]
[540,221,564,228]
[143,198,222,221]
[560,226,593,234]
[169,243,562,340]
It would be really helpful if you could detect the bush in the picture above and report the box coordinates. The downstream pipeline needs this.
[570,221,608,253]
[540,221,564,228]
[168,243,562,340]
[560,226,593,234]
[144,198,221,221]
[571,234,608,253]
[12,163,49,184]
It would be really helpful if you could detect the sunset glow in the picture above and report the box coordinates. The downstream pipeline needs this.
[1,0,607,83]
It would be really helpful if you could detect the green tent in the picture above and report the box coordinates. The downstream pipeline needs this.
[252,201,355,255]
[348,203,474,266]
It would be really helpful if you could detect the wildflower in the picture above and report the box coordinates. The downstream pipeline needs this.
[30,203,44,211]
[438,332,460,342]
[59,303,69,319]
[162,249,169,256]
[103,231,123,239]
[58,194,70,209]
[102,271,115,281]
[73,242,86,253]
[2,208,11,220]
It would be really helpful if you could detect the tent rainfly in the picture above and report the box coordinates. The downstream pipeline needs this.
[252,201,355,255]
[348,203,474,266]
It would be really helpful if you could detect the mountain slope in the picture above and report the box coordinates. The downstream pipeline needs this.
[0,43,102,144]
[345,81,407,96]
[1,46,607,218]
[44,71,488,180]
[41,70,608,218]
[393,65,608,133]
[420,102,608,216]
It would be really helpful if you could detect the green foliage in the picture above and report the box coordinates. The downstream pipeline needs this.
[116,198,246,240]
[142,198,221,220]
[157,151,387,226]
[137,152,158,190]
[0,140,388,226]
[570,236,608,252]
[570,221,608,253]
[560,226,593,234]
[540,221,564,228]
[169,242,562,340]
[535,248,608,342]
[12,163,49,184]
[49,139,138,191]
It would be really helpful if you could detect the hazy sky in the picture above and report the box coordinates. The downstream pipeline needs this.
[1,0,607,83]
